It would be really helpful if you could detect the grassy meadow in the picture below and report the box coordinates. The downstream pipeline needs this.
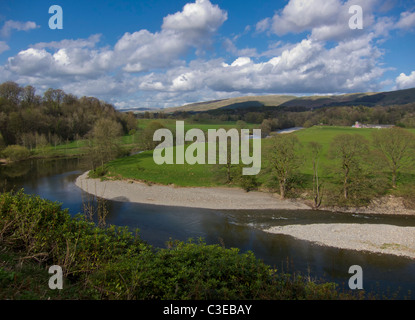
[99,124,415,206]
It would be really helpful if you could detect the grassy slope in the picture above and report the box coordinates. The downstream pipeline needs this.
[107,151,220,187]
[104,120,259,187]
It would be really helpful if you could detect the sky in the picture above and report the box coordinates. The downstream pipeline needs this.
[0,0,415,109]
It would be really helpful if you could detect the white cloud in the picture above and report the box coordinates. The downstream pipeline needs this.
[4,0,227,80]
[0,41,10,54]
[162,0,227,38]
[223,38,257,57]
[395,71,415,90]
[114,29,189,72]
[395,11,415,30]
[7,48,53,76]
[135,34,384,98]
[114,0,227,73]
[256,0,383,42]
[1,20,39,37]
[255,18,271,33]
[7,46,113,78]
[271,0,342,36]
[32,34,102,50]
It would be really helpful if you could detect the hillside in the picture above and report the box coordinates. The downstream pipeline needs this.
[164,95,297,112]
[162,88,415,113]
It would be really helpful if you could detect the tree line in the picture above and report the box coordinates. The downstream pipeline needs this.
[139,102,415,134]
[0,81,137,150]
[266,127,415,208]
[0,81,138,166]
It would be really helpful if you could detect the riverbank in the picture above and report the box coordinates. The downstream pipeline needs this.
[265,223,415,259]
[76,171,415,259]
[76,171,415,215]
[75,171,311,210]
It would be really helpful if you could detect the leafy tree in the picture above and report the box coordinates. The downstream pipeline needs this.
[90,118,123,168]
[137,121,166,151]
[372,127,415,188]
[43,88,65,106]
[0,81,22,105]
[260,119,273,138]
[328,134,369,200]
[126,112,138,132]
[21,85,37,106]
[267,134,302,199]
[235,120,247,132]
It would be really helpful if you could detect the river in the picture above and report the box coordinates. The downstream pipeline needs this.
[1,157,415,298]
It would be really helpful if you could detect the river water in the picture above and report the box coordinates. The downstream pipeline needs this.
[1,157,415,298]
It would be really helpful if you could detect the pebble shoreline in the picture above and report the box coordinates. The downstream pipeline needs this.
[75,171,310,210]
[75,171,415,258]
[265,223,415,259]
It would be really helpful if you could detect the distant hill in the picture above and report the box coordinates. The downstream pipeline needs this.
[162,88,415,113]
[163,95,297,113]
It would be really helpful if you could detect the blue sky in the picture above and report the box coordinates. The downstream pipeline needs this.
[0,0,415,109]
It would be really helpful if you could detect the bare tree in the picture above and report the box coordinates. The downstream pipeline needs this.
[309,141,323,209]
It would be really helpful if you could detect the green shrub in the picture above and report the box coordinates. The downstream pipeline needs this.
[89,165,108,178]
[0,191,360,300]
[0,190,145,279]
[238,175,260,192]
[1,145,31,161]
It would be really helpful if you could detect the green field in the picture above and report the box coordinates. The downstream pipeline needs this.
[101,125,415,206]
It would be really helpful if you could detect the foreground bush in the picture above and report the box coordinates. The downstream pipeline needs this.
[0,190,145,279]
[0,190,359,300]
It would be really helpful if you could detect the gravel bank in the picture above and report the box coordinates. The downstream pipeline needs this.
[265,224,415,259]
[323,195,415,216]
[75,171,311,210]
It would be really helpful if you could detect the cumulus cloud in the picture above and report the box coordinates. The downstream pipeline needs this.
[1,20,39,37]
[256,0,382,41]
[114,0,227,72]
[7,46,113,78]
[136,34,384,97]
[395,71,415,90]
[1,0,228,105]
[162,0,227,37]
[4,0,227,80]
[270,0,342,36]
